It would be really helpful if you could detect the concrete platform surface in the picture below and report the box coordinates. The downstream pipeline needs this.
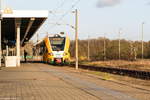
[0,63,149,100]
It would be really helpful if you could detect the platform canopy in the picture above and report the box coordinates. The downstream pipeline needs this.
[1,10,49,46]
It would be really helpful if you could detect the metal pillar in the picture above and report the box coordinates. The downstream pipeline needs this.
[0,16,1,67]
[47,32,49,37]
[16,19,21,67]
[6,45,8,56]
[87,35,90,61]
[21,18,35,45]
[103,33,106,61]
[75,9,78,70]
[141,22,144,60]
[0,0,2,67]
[118,29,122,60]
[36,33,39,56]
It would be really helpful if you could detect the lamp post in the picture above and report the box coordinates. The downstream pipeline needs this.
[118,28,122,60]
[103,33,106,61]
[74,9,78,70]
[141,22,144,60]
[66,9,79,70]
[36,33,39,56]
[87,35,90,61]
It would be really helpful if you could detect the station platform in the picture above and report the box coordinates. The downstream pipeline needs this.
[0,63,149,100]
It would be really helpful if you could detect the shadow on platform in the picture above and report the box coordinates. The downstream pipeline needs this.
[21,61,43,63]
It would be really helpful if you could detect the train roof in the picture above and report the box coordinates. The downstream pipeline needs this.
[48,34,66,38]
[34,34,69,46]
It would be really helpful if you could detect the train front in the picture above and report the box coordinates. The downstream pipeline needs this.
[45,35,70,65]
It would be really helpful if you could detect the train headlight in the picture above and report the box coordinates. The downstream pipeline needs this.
[63,52,68,56]
[48,53,54,56]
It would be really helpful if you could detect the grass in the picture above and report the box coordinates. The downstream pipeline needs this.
[87,71,113,80]
[80,59,150,71]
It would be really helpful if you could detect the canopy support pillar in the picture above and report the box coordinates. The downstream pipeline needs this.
[16,19,21,67]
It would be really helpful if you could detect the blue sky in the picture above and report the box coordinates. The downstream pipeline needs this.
[3,0,150,41]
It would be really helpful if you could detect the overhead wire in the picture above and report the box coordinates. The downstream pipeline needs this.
[41,0,68,29]
[32,0,68,41]
[32,0,81,43]
[50,0,68,19]
[48,0,81,29]
[58,0,81,21]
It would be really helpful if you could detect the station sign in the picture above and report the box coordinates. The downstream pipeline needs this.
[3,8,13,14]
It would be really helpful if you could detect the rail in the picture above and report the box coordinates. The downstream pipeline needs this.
[70,64,150,80]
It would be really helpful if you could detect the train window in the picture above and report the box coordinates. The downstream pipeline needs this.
[49,37,65,51]
[50,38,64,45]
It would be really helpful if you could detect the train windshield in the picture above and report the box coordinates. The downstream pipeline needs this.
[49,37,65,51]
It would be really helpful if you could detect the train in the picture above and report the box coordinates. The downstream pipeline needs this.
[36,34,70,65]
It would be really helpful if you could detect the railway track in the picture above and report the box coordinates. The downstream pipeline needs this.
[70,64,150,80]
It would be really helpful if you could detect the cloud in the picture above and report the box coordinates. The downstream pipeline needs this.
[97,0,121,8]
[147,2,150,5]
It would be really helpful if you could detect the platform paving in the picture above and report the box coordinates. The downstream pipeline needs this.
[0,63,99,100]
[0,63,149,100]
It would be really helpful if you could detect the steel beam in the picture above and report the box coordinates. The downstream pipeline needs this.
[21,18,35,45]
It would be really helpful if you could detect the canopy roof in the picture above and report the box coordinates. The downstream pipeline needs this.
[1,10,48,46]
